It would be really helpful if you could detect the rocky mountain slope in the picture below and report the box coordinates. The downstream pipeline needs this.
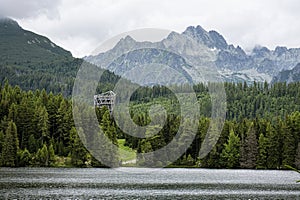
[86,25,300,85]
[272,63,300,83]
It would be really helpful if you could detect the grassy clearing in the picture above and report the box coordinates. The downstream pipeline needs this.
[118,139,137,163]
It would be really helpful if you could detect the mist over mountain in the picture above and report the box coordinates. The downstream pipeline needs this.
[86,25,300,85]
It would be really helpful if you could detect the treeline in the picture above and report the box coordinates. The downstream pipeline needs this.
[122,109,300,169]
[130,81,300,120]
[1,57,121,97]
[0,81,106,167]
[0,81,300,169]
[119,81,300,169]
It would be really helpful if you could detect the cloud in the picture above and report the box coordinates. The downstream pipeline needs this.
[10,0,300,57]
[0,0,62,19]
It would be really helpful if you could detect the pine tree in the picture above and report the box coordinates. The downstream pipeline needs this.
[1,121,19,167]
[220,128,240,168]
[266,123,281,169]
[8,103,17,123]
[17,148,31,167]
[99,110,119,167]
[240,124,258,169]
[257,133,268,169]
[56,99,73,155]
[28,134,37,153]
[283,111,300,168]
[282,120,296,167]
[0,130,4,153]
[34,106,49,145]
[295,143,300,169]
[35,144,49,167]
[70,127,87,167]
[48,143,55,166]
[15,96,35,149]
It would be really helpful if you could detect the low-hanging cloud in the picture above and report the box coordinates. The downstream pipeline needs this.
[8,0,300,57]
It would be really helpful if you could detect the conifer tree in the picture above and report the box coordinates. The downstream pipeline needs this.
[257,133,268,169]
[240,124,258,169]
[266,123,281,169]
[35,144,49,167]
[295,143,300,169]
[70,127,87,167]
[48,143,55,166]
[1,121,19,167]
[220,128,240,168]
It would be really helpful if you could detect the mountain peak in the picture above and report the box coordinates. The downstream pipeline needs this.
[0,17,21,31]
[182,25,229,50]
[116,35,136,46]
[183,25,207,36]
[274,46,288,56]
[123,35,135,42]
[208,30,228,49]
[0,17,19,26]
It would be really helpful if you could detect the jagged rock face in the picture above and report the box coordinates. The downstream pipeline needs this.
[272,63,300,83]
[85,26,300,85]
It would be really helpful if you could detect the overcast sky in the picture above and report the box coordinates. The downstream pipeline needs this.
[1,0,300,57]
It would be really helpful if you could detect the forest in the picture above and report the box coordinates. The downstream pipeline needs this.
[0,80,300,169]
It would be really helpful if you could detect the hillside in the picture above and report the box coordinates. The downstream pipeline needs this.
[0,18,120,96]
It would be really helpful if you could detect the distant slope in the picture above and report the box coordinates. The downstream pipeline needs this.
[272,63,300,83]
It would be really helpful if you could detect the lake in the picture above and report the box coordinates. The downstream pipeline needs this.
[0,167,299,199]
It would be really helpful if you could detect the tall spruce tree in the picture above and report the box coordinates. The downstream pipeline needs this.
[295,143,300,169]
[70,127,87,167]
[220,128,240,168]
[257,133,268,169]
[240,123,258,169]
[1,121,19,167]
[282,117,297,168]
[266,123,281,169]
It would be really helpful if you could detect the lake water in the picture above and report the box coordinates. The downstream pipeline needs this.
[0,167,300,199]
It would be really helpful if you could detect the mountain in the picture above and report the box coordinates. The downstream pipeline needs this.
[86,25,300,85]
[0,18,120,95]
[272,63,300,83]
[0,17,75,94]
[0,17,72,65]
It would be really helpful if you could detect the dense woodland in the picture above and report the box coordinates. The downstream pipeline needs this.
[0,80,300,169]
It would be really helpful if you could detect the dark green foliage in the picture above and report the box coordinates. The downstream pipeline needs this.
[0,130,4,153]
[99,109,119,167]
[240,123,258,169]
[220,128,240,168]
[48,143,55,165]
[1,121,18,166]
[0,19,121,96]
[17,148,32,167]
[282,112,300,168]
[295,143,300,169]
[257,133,268,169]
[266,123,281,169]
[34,144,49,167]
[70,127,87,167]
[0,81,300,169]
